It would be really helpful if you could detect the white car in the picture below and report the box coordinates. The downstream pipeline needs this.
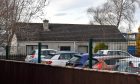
[25,49,57,63]
[115,58,140,74]
[96,50,140,66]
[41,51,78,66]
[119,57,140,67]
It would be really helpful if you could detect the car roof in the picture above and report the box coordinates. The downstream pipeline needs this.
[99,50,122,51]
[93,56,128,61]
[34,49,57,51]
[97,50,122,55]
[120,57,140,62]
[80,53,101,57]
[57,51,77,53]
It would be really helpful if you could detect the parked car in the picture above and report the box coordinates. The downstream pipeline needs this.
[95,50,140,73]
[41,51,78,66]
[115,61,140,74]
[25,49,57,63]
[83,56,127,70]
[118,57,140,68]
[66,53,128,70]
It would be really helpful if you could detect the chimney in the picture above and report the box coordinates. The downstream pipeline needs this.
[43,20,50,31]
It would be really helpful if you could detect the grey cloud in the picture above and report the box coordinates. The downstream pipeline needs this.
[59,2,91,11]
[57,0,105,11]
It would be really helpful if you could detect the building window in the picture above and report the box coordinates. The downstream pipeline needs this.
[78,45,88,53]
[60,46,71,51]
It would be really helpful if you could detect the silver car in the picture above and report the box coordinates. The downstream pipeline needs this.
[25,49,57,63]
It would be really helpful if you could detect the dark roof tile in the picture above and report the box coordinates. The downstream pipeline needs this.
[15,23,126,42]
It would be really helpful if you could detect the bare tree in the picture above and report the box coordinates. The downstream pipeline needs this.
[0,0,49,47]
[87,0,140,32]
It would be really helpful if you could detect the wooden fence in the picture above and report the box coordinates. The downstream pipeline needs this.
[0,60,140,84]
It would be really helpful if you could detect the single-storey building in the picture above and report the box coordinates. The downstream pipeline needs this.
[15,20,127,55]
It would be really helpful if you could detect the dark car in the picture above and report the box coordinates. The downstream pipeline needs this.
[66,53,106,68]
[66,53,89,67]
[66,53,128,70]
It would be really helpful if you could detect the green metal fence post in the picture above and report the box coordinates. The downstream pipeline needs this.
[89,38,93,69]
[6,45,9,60]
[38,42,42,63]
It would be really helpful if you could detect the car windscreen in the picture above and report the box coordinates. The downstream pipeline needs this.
[104,59,118,65]
[46,50,57,54]
[84,59,98,67]
[116,61,129,72]
[69,55,81,62]
[41,50,57,55]
[107,51,131,56]
[104,57,128,65]
[44,55,54,59]
[30,51,36,55]
[41,51,56,58]
[59,53,72,60]
[96,51,104,55]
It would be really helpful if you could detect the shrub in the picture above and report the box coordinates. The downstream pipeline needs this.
[94,43,108,53]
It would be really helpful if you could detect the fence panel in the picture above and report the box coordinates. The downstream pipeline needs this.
[0,60,139,84]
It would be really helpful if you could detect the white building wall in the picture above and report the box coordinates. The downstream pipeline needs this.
[17,41,77,54]
[17,41,127,54]
[106,42,127,51]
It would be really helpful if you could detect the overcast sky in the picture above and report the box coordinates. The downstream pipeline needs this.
[35,0,140,32]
